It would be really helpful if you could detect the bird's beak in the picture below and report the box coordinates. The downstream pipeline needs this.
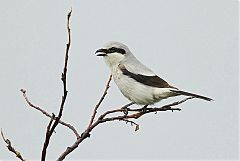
[95,48,108,56]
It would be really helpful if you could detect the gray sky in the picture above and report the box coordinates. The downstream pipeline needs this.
[0,0,238,160]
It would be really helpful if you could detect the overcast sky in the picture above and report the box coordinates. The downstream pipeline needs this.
[0,0,238,160]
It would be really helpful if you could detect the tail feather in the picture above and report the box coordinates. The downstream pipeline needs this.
[170,89,213,101]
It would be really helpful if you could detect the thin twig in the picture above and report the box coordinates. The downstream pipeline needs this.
[1,129,25,161]
[119,119,139,131]
[20,89,80,138]
[41,9,72,161]
[87,74,112,129]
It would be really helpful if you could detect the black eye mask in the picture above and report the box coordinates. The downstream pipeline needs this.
[108,47,126,55]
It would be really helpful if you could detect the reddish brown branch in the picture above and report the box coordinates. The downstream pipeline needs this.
[56,96,193,160]
[120,96,194,119]
[57,130,90,161]
[87,74,112,129]
[1,129,25,161]
[57,75,112,161]
[41,113,55,160]
[97,102,134,121]
[90,97,194,131]
[20,89,80,138]
[41,9,72,161]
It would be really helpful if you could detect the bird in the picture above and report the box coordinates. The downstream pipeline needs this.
[95,41,213,106]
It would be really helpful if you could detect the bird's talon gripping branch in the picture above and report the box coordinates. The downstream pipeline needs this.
[121,106,129,115]
[141,105,148,113]
[161,106,171,111]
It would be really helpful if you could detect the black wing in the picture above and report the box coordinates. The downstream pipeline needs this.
[119,64,176,89]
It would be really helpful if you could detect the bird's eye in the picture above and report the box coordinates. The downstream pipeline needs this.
[108,47,126,55]
[108,47,117,53]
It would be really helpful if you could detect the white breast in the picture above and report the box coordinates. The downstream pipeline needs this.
[111,65,162,105]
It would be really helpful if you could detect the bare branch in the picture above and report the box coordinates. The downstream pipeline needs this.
[20,89,80,138]
[119,119,139,131]
[87,74,112,129]
[41,113,55,160]
[124,96,195,119]
[89,97,194,132]
[41,8,72,161]
[98,102,134,120]
[57,131,89,161]
[56,96,194,160]
[1,129,25,161]
[57,75,112,160]
[57,87,195,161]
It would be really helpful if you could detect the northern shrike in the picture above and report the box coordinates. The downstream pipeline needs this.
[95,41,212,105]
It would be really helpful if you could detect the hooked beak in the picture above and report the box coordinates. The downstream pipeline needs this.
[95,48,108,56]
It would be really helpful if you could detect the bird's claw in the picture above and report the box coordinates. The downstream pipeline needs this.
[141,105,148,113]
[121,107,129,115]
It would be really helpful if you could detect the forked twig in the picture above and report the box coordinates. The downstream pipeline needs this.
[20,89,80,138]
[41,9,72,161]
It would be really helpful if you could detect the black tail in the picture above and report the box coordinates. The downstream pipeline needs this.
[170,90,213,101]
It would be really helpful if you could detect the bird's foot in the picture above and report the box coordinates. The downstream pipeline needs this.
[121,106,129,115]
[141,105,148,113]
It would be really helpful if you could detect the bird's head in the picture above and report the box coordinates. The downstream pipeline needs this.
[95,41,131,67]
